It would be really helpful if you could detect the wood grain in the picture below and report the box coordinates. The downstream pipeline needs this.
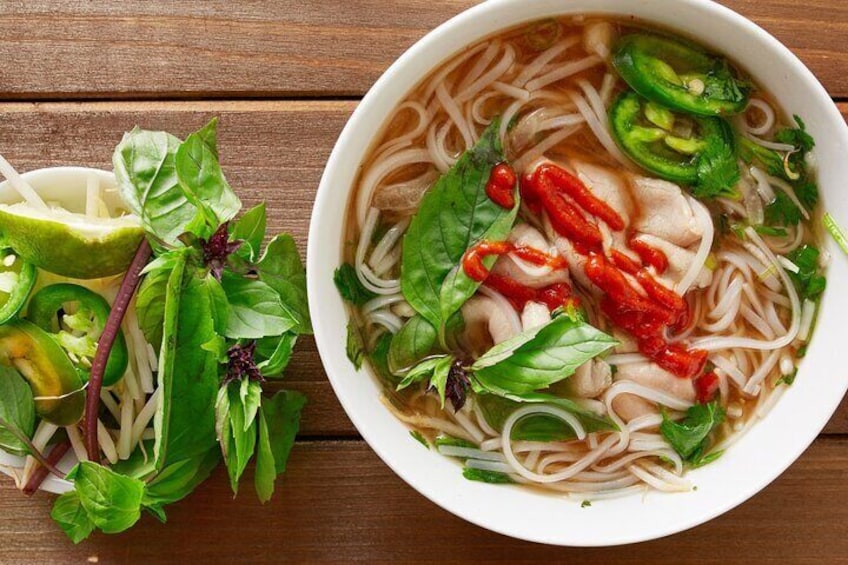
[0,438,844,563]
[0,1,846,99]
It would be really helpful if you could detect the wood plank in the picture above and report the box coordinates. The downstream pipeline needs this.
[0,100,845,438]
[0,1,846,99]
[0,437,845,563]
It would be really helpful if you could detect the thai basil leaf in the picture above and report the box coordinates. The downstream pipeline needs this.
[71,462,146,534]
[230,202,267,262]
[254,409,276,503]
[261,390,306,476]
[218,381,258,494]
[388,315,438,375]
[112,128,197,245]
[141,447,220,516]
[153,257,221,471]
[256,333,298,377]
[471,315,617,394]
[220,271,294,339]
[0,367,35,456]
[240,379,263,433]
[334,263,376,307]
[257,234,312,335]
[369,332,394,383]
[174,118,242,230]
[254,390,306,503]
[476,392,617,440]
[400,119,518,336]
[660,401,725,461]
[51,491,95,544]
[396,355,454,408]
[135,258,175,350]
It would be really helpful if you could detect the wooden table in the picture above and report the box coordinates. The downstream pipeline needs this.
[0,1,845,562]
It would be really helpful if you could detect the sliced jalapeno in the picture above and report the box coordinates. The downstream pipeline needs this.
[610,90,736,186]
[0,319,84,425]
[27,283,128,387]
[613,33,749,116]
[0,248,37,324]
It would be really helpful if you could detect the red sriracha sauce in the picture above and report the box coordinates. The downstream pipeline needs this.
[486,163,517,209]
[694,372,720,404]
[628,236,668,274]
[461,240,574,311]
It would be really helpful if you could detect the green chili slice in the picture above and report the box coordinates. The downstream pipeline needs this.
[610,90,738,193]
[613,33,749,116]
[0,249,37,325]
[27,284,128,387]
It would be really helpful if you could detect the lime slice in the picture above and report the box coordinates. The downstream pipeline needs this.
[0,167,145,279]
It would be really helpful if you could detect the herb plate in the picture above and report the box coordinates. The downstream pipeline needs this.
[308,0,848,546]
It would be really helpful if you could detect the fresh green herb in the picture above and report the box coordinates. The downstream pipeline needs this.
[693,134,740,199]
[70,462,147,534]
[50,492,95,544]
[410,430,429,449]
[369,332,394,382]
[252,390,305,503]
[462,467,514,484]
[255,333,297,377]
[797,344,808,359]
[775,115,815,153]
[229,202,267,262]
[690,450,724,468]
[220,271,294,339]
[388,314,438,375]
[660,401,725,463]
[786,245,826,301]
[216,380,260,493]
[823,212,848,256]
[333,263,376,307]
[581,500,592,508]
[112,129,196,246]
[470,314,617,395]
[345,321,366,370]
[173,118,242,233]
[0,367,36,456]
[400,119,518,340]
[256,234,311,335]
[396,355,455,408]
[764,190,803,226]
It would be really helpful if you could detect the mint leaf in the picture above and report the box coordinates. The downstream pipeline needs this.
[0,367,35,456]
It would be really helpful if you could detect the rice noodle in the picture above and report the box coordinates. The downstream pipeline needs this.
[676,197,714,295]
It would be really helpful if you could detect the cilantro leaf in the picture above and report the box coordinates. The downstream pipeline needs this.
[660,401,725,462]
[764,190,803,226]
[775,115,815,153]
[693,136,740,199]
[787,245,826,301]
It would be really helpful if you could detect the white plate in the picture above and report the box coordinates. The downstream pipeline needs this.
[308,0,848,546]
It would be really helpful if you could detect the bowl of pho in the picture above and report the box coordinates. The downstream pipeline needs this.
[309,0,847,545]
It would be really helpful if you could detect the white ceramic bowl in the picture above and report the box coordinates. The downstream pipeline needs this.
[308,0,847,546]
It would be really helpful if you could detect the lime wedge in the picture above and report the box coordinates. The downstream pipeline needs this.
[0,167,145,279]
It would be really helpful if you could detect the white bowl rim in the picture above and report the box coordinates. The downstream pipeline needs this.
[308,0,848,546]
